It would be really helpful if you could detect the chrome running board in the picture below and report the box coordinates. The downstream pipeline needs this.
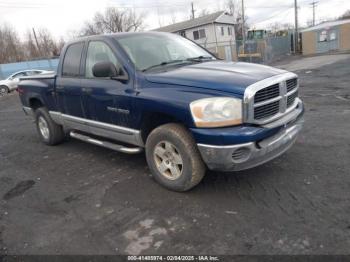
[70,131,143,154]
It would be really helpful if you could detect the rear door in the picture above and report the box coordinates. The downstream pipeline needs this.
[56,42,86,118]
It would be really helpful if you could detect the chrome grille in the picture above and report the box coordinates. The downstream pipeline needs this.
[254,83,280,103]
[286,78,298,92]
[287,91,298,107]
[254,101,279,119]
[243,72,300,125]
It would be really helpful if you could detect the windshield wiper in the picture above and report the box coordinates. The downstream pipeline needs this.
[142,60,187,72]
[142,56,213,72]
[186,56,214,62]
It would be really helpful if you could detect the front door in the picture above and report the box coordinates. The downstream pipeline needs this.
[80,40,135,142]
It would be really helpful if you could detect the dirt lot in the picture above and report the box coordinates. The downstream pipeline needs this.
[0,54,349,255]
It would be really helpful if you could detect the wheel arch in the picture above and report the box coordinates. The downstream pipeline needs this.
[139,111,186,144]
[28,97,44,110]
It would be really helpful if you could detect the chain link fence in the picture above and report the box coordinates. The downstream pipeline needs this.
[205,36,292,64]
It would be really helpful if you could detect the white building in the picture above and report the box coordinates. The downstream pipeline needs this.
[153,11,237,61]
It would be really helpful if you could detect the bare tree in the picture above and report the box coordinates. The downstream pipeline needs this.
[80,7,145,36]
[0,24,25,63]
[170,10,178,24]
[23,30,40,60]
[37,28,58,57]
[340,10,350,20]
[226,0,235,16]
[269,22,293,33]
[22,28,61,59]
[226,0,241,20]
[0,23,63,63]
[197,9,210,18]
[56,37,66,56]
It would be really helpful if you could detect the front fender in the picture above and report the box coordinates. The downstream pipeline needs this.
[133,83,243,129]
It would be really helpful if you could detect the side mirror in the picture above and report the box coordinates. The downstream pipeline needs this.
[92,62,129,82]
[92,61,118,78]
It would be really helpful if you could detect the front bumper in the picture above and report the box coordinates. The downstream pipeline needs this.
[197,109,304,172]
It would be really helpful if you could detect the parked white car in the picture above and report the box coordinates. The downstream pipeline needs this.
[0,70,53,94]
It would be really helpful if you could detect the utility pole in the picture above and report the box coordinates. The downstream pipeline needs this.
[294,0,299,53]
[191,2,195,20]
[310,1,318,26]
[32,28,41,55]
[241,0,245,42]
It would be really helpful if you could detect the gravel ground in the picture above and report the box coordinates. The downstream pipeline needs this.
[0,55,349,255]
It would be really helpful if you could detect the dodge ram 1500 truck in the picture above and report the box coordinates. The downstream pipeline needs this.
[18,32,304,191]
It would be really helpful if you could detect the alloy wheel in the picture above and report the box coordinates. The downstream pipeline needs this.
[153,141,183,180]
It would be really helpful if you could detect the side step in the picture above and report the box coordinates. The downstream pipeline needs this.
[70,131,143,154]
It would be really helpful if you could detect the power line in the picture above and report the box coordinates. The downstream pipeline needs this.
[0,1,314,10]
[250,6,293,24]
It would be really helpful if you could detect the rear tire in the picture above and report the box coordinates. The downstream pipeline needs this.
[35,107,65,145]
[145,123,206,191]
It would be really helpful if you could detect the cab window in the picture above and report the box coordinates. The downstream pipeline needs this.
[85,41,119,78]
[62,42,84,77]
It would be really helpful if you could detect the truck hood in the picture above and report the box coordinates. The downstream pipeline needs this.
[145,61,287,95]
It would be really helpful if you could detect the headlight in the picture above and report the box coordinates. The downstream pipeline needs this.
[190,97,242,128]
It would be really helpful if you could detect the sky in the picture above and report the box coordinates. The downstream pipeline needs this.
[0,0,349,40]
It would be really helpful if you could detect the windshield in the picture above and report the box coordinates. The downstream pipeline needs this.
[248,30,264,40]
[116,33,215,71]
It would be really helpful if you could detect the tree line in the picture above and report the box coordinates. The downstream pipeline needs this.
[0,8,144,64]
[0,2,238,64]
[0,1,241,64]
[0,25,65,64]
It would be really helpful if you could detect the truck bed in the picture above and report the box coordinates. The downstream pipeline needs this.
[18,73,58,112]
[20,72,57,81]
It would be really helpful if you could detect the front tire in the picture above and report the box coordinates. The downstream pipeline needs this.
[145,123,206,191]
[35,107,65,145]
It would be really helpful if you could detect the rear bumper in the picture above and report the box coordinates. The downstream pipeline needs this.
[197,107,304,172]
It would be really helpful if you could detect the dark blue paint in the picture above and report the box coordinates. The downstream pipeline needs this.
[191,125,281,145]
[191,107,304,145]
[145,61,286,95]
[18,32,292,146]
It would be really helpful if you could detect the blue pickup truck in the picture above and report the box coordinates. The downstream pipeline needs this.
[18,32,304,191]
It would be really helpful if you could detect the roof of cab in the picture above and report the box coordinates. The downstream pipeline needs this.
[66,31,171,44]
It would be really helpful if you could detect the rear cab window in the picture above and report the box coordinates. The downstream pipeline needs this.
[62,42,84,77]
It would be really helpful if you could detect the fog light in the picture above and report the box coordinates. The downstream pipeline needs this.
[232,147,251,163]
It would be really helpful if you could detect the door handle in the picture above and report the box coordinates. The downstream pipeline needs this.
[55,86,64,94]
[82,87,92,94]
